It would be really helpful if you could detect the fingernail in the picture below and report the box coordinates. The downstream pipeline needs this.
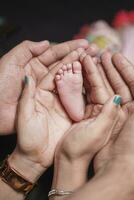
[77,48,84,56]
[113,96,122,105]
[40,40,50,46]
[79,39,88,46]
[24,76,29,84]
[90,43,98,51]
[80,52,87,62]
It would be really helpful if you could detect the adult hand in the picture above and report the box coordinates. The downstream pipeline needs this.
[61,114,134,200]
[0,39,88,134]
[80,52,111,119]
[8,43,101,181]
[50,53,134,200]
[94,52,134,172]
[51,112,134,200]
[57,96,121,163]
[100,52,134,117]
[50,95,121,194]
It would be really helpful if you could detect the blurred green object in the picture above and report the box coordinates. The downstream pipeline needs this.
[0,16,20,57]
[0,16,6,26]
[0,16,19,38]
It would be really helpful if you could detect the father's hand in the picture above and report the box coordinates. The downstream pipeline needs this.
[0,39,88,134]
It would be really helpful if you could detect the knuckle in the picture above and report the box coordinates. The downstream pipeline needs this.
[50,46,58,60]
[101,110,115,122]
[113,80,125,90]
[22,40,31,46]
[128,79,134,88]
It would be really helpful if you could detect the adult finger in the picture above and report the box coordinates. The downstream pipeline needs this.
[48,43,98,76]
[18,76,35,120]
[82,54,110,104]
[23,40,50,56]
[101,51,132,103]
[97,63,114,96]
[86,43,100,56]
[4,40,50,67]
[38,39,88,66]
[48,47,84,70]
[86,95,121,152]
[38,49,81,91]
[112,53,134,97]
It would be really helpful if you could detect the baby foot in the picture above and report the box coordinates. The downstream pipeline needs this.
[55,61,85,122]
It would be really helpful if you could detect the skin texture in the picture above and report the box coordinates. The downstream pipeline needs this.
[50,53,134,200]
[52,95,121,196]
[3,40,133,200]
[55,61,85,122]
[55,96,120,163]
[8,44,99,177]
[0,40,103,200]
[60,113,134,200]
[0,39,91,200]
[0,39,89,134]
[64,158,134,200]
[9,48,89,173]
[94,52,134,172]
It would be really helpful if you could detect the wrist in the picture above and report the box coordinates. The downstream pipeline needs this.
[52,153,88,192]
[8,150,47,183]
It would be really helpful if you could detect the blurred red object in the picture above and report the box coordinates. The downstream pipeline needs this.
[113,10,134,28]
[73,24,90,39]
[128,11,134,23]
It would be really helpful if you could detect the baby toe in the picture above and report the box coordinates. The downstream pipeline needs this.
[67,63,73,73]
[55,74,61,81]
[58,69,64,75]
[73,61,82,74]
[62,65,68,75]
[80,52,87,62]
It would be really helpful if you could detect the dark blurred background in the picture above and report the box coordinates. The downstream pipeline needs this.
[0,0,134,199]
[0,0,134,50]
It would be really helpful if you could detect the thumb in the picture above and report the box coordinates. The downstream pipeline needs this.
[18,75,36,120]
[97,95,121,123]
[25,40,50,56]
[92,95,121,146]
[88,95,122,151]
[5,40,50,67]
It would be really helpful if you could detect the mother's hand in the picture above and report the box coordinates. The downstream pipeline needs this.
[51,95,121,194]
[56,95,121,164]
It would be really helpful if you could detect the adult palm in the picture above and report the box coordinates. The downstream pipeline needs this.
[0,39,88,134]
[16,47,96,168]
